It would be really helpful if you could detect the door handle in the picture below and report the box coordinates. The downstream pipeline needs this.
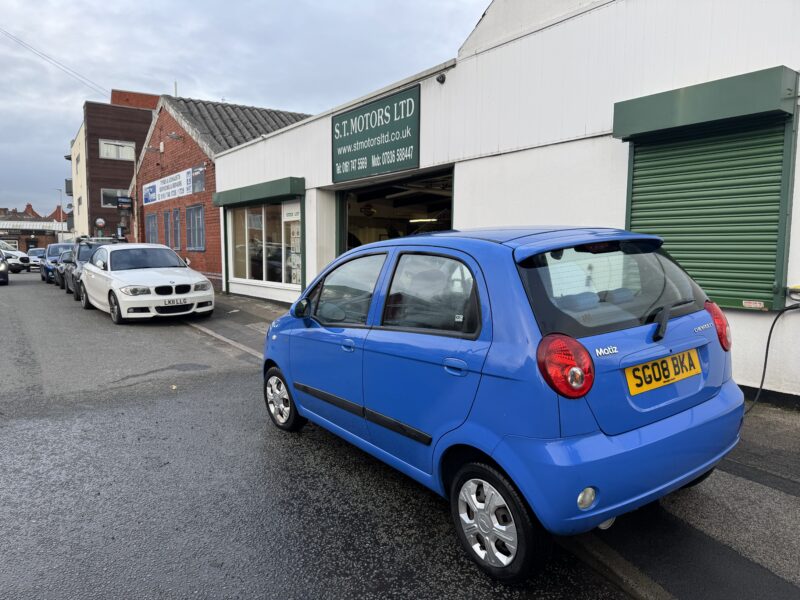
[341,338,356,352]
[443,357,468,377]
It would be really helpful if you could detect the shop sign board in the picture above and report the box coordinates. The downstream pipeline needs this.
[143,168,193,205]
[332,85,420,183]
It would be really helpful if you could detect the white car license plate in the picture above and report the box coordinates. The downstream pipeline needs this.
[164,299,189,306]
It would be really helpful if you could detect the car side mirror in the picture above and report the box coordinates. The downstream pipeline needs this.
[95,259,106,270]
[184,257,192,266]
[292,298,310,318]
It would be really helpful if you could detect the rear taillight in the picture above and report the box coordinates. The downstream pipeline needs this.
[705,300,731,351]
[537,334,595,398]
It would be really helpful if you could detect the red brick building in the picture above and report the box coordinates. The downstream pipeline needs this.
[0,204,68,251]
[130,96,307,289]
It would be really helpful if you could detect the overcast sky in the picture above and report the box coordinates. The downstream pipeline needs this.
[0,0,488,215]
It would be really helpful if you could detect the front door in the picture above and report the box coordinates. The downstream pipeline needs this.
[82,247,112,309]
[363,250,492,474]
[290,253,388,439]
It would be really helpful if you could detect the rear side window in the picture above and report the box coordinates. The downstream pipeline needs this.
[382,254,480,336]
[313,254,386,325]
[518,240,705,338]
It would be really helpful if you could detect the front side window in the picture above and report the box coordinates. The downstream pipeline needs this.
[92,248,108,268]
[517,240,706,338]
[382,254,480,335]
[99,139,136,161]
[312,254,386,326]
[186,205,205,251]
[145,214,158,244]
[101,188,128,208]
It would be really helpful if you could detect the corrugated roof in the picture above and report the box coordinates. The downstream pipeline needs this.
[162,96,310,156]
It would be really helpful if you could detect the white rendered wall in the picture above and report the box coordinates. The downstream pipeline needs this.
[216,0,800,393]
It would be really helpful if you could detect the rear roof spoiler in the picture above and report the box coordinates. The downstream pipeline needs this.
[513,231,663,264]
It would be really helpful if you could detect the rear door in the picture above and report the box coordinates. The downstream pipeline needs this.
[362,249,491,474]
[517,237,727,436]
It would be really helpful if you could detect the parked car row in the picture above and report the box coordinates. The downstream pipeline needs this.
[40,237,215,324]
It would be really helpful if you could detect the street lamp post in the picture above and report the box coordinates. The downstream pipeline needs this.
[54,188,63,241]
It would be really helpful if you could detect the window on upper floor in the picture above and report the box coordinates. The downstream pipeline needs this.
[99,139,136,161]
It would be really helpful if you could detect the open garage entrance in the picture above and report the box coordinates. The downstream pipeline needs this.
[339,169,453,252]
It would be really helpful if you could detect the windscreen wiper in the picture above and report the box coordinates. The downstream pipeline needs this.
[650,298,694,341]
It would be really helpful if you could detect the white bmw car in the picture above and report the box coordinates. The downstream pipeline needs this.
[80,243,215,324]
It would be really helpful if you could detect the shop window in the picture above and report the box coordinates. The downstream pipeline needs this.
[232,208,247,278]
[186,205,205,251]
[247,206,265,281]
[172,209,180,250]
[99,139,136,161]
[101,189,127,208]
[230,201,302,286]
[145,214,158,244]
[163,211,171,248]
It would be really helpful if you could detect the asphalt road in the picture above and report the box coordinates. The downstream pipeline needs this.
[0,272,624,599]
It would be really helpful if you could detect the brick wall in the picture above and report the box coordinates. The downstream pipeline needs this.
[110,90,159,110]
[132,110,222,288]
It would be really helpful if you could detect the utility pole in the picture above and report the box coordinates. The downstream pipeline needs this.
[55,188,63,241]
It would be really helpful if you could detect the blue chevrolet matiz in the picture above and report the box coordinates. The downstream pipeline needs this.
[262,227,743,582]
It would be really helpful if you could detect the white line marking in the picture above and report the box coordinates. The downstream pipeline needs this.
[558,534,675,600]
[186,322,261,359]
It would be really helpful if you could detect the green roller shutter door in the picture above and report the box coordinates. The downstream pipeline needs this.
[628,116,790,310]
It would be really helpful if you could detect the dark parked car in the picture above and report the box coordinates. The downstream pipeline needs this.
[41,243,72,283]
[55,250,74,290]
[64,240,112,300]
[0,250,9,285]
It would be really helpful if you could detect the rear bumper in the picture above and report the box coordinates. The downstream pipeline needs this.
[492,378,744,535]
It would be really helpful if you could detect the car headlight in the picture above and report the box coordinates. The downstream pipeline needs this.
[194,281,212,291]
[0,262,7,272]
[119,286,151,296]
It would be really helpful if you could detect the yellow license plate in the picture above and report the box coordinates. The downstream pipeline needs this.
[625,349,702,396]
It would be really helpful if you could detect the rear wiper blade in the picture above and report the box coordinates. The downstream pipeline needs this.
[651,298,694,341]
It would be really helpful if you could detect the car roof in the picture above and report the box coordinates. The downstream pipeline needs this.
[354,226,660,253]
[105,243,169,252]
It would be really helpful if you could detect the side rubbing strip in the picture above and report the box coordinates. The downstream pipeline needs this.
[294,382,432,445]
[365,409,432,446]
[294,382,363,417]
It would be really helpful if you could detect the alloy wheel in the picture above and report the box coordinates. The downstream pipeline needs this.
[265,375,291,424]
[457,478,519,567]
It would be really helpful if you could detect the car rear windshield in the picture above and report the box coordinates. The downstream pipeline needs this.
[110,248,186,271]
[517,240,706,338]
[47,244,71,257]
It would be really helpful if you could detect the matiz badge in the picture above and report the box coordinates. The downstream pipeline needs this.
[595,345,618,357]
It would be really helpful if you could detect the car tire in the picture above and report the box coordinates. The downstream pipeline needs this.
[26,266,30,272]
[264,367,306,432]
[681,467,716,490]
[73,282,81,301]
[449,462,551,583]
[108,292,126,325]
[40,271,45,281]
[80,283,94,310]
[59,274,65,289]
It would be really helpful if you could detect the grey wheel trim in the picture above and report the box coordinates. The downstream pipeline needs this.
[265,375,291,424]
[458,478,519,568]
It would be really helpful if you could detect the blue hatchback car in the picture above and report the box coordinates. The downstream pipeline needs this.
[262,227,743,582]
